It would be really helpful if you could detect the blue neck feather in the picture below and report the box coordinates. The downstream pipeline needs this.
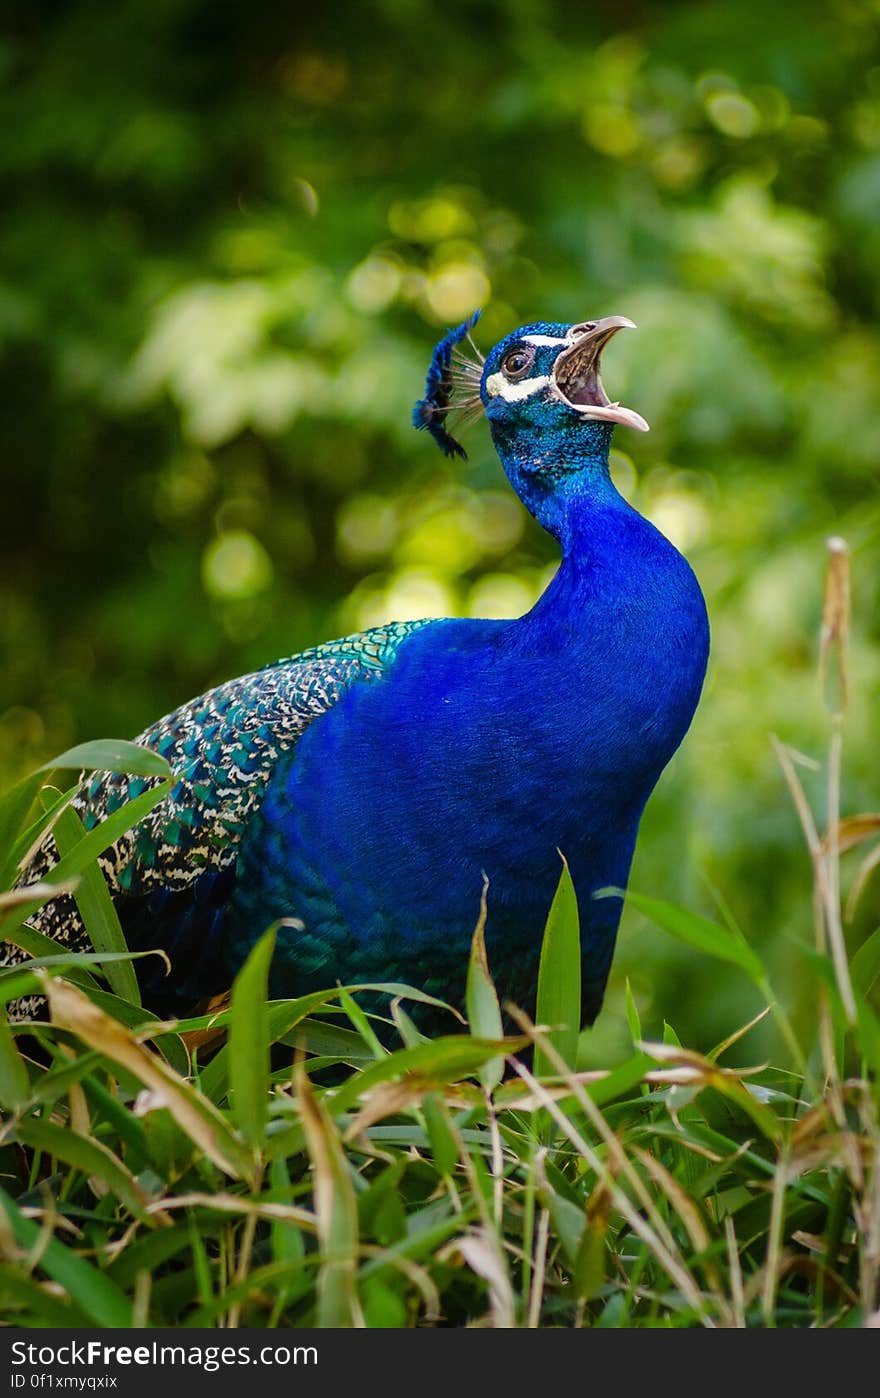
[489,414,617,544]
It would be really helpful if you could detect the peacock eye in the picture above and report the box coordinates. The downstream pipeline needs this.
[501,346,534,380]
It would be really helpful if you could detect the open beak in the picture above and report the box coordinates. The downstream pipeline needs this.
[552,316,649,433]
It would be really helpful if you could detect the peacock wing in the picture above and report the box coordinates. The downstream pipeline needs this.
[9,621,430,1011]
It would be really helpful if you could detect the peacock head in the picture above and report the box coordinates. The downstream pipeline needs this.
[413,313,650,535]
[482,316,648,446]
[413,313,648,467]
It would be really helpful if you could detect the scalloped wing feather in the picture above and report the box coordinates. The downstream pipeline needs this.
[10,620,432,974]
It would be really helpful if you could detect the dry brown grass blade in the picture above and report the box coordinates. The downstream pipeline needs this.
[504,1010,714,1324]
[820,537,850,715]
[527,1201,550,1329]
[444,1229,516,1328]
[0,880,78,913]
[178,989,232,1053]
[633,1147,726,1306]
[295,1063,364,1328]
[724,1216,746,1328]
[145,1193,316,1229]
[42,974,253,1180]
[772,736,857,1024]
[820,814,880,855]
[710,1005,773,1062]
[418,1088,513,1324]
[846,841,880,922]
[791,1100,833,1149]
[638,1039,765,1077]
[344,1079,429,1138]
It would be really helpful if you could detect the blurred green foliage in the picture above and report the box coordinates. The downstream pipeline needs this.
[1,0,878,1056]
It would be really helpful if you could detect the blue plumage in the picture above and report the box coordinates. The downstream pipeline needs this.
[13,313,708,1030]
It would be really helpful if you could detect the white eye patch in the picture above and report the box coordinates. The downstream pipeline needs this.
[485,372,552,402]
[520,334,571,347]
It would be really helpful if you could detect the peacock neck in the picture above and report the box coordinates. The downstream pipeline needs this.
[491,418,619,544]
[519,477,673,631]
[507,460,710,748]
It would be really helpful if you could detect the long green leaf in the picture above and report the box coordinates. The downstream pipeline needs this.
[229,927,276,1148]
[37,739,172,780]
[197,980,458,1103]
[0,971,42,1005]
[0,1185,132,1326]
[0,948,159,979]
[466,888,504,1090]
[52,805,141,1005]
[0,1009,29,1108]
[329,1034,523,1117]
[0,772,45,886]
[14,1119,152,1220]
[3,784,75,891]
[614,888,767,984]
[534,857,582,1078]
[5,779,172,938]
[0,921,100,989]
[297,1067,363,1327]
[422,1093,458,1178]
[852,925,880,996]
[290,1017,374,1063]
[0,741,171,890]
[0,1264,91,1327]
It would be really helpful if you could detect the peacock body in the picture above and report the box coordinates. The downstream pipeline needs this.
[12,314,709,1028]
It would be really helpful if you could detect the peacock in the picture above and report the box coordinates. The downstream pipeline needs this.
[10,313,709,1030]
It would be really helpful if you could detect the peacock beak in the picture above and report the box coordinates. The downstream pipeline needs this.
[552,316,649,433]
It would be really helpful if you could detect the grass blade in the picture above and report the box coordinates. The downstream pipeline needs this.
[851,925,880,996]
[533,856,581,1078]
[0,1009,29,1108]
[0,1186,132,1326]
[466,879,503,1090]
[0,773,45,886]
[51,805,141,1005]
[44,975,254,1181]
[6,779,173,937]
[228,927,275,1148]
[36,739,172,780]
[614,888,766,984]
[14,1118,152,1220]
[296,1066,363,1327]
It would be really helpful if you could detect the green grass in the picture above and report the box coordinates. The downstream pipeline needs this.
[0,544,878,1329]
